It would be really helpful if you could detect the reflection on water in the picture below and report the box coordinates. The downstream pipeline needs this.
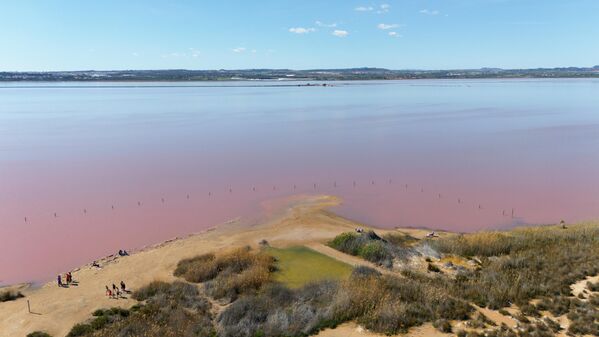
[1,79,598,285]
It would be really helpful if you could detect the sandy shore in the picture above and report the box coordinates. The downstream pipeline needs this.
[1,194,439,337]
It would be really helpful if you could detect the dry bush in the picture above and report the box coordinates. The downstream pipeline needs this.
[433,224,599,309]
[218,281,341,337]
[67,281,214,337]
[0,290,24,302]
[174,247,275,302]
[218,267,472,337]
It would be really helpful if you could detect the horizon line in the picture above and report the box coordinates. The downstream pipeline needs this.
[2,65,599,73]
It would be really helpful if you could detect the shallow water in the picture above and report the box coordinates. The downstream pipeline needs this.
[1,79,598,285]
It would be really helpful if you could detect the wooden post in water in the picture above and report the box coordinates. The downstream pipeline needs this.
[27,300,31,313]
[511,208,515,218]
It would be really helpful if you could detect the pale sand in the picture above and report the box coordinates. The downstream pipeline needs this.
[0,194,437,337]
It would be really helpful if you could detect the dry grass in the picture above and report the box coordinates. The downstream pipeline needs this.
[66,281,214,337]
[433,223,599,309]
[174,247,275,302]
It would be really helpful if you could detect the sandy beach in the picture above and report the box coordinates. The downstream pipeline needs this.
[0,194,434,337]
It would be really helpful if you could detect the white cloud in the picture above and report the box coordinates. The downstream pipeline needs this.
[388,31,401,37]
[377,23,399,30]
[251,49,257,53]
[232,47,246,53]
[289,27,316,34]
[420,9,440,15]
[332,29,349,37]
[188,48,201,58]
[160,48,201,59]
[377,4,390,13]
[315,21,337,28]
[132,52,139,57]
[355,6,374,11]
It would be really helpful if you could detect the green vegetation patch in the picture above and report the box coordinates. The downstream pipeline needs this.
[328,231,417,267]
[267,246,352,288]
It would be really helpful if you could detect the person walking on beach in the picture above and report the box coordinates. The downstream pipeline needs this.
[57,274,63,287]
[120,281,126,292]
[105,285,112,298]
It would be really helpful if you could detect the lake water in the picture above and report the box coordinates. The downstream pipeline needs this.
[1,79,598,285]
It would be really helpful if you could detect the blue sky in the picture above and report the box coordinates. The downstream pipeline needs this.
[1,0,598,71]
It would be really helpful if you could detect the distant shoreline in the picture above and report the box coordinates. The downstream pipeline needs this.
[1,66,598,82]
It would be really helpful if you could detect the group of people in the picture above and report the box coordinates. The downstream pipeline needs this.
[57,272,75,287]
[105,281,128,299]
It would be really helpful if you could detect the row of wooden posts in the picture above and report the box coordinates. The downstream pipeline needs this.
[22,179,516,222]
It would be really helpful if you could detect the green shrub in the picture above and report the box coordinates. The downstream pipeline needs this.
[329,232,361,255]
[66,323,93,337]
[328,230,409,267]
[26,332,52,337]
[358,241,390,263]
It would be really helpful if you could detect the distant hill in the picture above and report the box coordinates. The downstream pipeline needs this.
[1,66,598,81]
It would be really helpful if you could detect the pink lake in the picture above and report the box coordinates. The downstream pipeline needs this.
[1,79,598,285]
